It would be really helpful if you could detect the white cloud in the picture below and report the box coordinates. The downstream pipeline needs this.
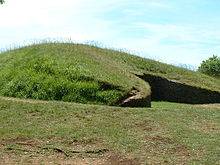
[0,0,122,47]
[0,0,219,67]
[0,0,82,27]
[108,22,220,66]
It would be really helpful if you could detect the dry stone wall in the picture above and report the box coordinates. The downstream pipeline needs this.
[137,73,220,104]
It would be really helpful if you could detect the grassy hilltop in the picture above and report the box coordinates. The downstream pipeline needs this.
[0,42,219,106]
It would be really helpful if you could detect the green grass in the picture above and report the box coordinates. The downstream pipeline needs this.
[0,43,150,105]
[0,97,219,164]
[0,42,219,106]
[0,42,219,164]
[101,46,220,92]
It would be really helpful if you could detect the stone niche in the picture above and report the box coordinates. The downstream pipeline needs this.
[137,73,220,104]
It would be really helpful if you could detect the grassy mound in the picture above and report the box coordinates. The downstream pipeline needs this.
[0,43,149,105]
[0,42,219,106]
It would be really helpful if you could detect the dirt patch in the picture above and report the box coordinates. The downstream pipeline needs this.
[146,136,188,155]
[1,137,109,157]
[102,153,140,165]
[169,145,188,155]
[0,137,141,165]
[70,157,106,165]
[1,145,139,165]
[150,136,175,145]
[0,153,106,165]
[134,121,153,131]
[0,153,140,165]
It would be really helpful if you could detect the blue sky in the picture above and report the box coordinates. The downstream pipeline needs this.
[0,0,220,68]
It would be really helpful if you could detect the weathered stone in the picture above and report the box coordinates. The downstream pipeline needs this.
[119,90,151,107]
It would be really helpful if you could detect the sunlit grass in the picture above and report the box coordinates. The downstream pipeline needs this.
[0,41,219,106]
[0,98,219,164]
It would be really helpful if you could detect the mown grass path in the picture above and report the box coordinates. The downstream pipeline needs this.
[0,97,219,165]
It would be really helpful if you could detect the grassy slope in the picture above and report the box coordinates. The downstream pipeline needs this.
[0,43,150,105]
[0,43,219,106]
[0,98,219,164]
[100,47,220,92]
[62,43,220,92]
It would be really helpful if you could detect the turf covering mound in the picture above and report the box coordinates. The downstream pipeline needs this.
[0,43,219,106]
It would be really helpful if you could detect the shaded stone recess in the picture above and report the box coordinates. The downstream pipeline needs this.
[137,73,220,104]
[120,92,151,107]
[116,90,151,108]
